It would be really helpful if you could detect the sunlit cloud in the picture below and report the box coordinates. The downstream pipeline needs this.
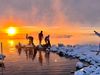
[0,0,100,34]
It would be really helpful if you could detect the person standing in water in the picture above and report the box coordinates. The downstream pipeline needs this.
[38,31,43,45]
[45,35,49,44]
[45,35,51,47]
[26,34,35,47]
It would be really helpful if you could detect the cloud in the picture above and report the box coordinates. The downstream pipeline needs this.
[0,0,100,27]
[62,0,100,26]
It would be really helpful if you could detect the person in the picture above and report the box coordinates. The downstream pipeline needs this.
[45,35,51,47]
[26,34,33,40]
[26,34,35,47]
[38,31,43,45]
[45,35,49,44]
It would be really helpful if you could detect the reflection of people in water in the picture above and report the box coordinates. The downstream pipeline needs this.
[38,50,43,66]
[24,49,28,60]
[17,42,22,55]
[0,62,5,75]
[24,48,43,66]
[0,62,5,68]
[24,48,34,60]
[45,51,50,65]
[17,45,50,66]
[32,48,37,61]
[29,49,34,59]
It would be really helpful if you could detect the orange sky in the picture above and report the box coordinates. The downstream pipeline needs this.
[0,21,95,37]
[0,18,99,39]
[0,0,100,38]
[0,19,99,46]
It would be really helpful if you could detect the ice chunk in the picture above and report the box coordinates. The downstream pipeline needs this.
[76,62,84,69]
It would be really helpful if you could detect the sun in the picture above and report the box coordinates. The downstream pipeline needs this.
[7,27,17,36]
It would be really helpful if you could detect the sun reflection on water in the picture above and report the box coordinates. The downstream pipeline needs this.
[54,59,58,63]
[7,40,16,53]
[8,40,15,46]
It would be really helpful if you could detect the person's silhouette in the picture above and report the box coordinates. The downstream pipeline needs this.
[38,31,43,45]
[45,35,49,44]
[45,35,51,47]
[26,34,33,40]
[26,34,35,47]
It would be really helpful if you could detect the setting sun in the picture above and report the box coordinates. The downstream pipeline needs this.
[7,27,17,36]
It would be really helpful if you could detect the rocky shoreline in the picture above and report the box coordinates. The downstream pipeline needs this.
[50,44,100,75]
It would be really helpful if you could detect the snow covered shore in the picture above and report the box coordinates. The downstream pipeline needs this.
[50,44,100,75]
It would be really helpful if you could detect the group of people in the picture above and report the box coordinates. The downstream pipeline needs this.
[17,31,51,66]
[26,31,51,48]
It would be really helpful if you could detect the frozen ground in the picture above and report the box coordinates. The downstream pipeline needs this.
[50,44,100,75]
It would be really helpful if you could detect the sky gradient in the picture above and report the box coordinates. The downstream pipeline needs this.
[0,0,100,33]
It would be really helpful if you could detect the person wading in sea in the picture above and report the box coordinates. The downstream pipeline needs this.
[45,35,51,48]
[38,31,43,45]
[26,34,35,47]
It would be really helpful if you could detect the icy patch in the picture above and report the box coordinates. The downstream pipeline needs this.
[0,54,6,60]
[50,44,100,75]
[76,62,84,69]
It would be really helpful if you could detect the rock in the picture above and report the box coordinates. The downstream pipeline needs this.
[0,54,6,60]
[58,51,64,57]
[76,62,84,70]
[38,45,43,49]
[74,70,84,75]
[58,43,64,47]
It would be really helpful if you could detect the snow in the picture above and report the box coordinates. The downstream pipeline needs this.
[50,44,100,75]
[0,54,6,60]
[76,62,84,69]
[74,70,84,75]
[38,45,43,49]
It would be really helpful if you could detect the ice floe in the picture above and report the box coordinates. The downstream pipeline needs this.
[50,44,100,75]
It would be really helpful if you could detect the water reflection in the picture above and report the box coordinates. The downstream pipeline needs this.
[45,51,50,65]
[0,62,5,75]
[38,50,43,65]
[8,40,15,47]
[0,39,78,75]
[16,46,50,66]
[17,43,22,56]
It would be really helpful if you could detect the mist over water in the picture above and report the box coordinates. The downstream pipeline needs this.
[0,33,99,47]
